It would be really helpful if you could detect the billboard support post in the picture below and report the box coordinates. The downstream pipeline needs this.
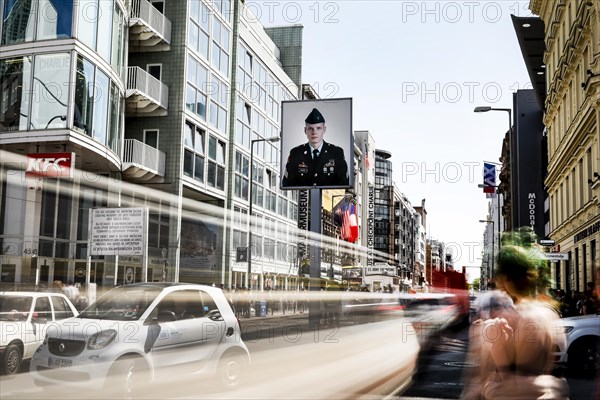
[308,188,322,328]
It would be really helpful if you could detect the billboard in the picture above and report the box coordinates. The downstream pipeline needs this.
[280,98,353,190]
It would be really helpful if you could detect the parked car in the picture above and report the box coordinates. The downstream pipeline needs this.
[29,283,249,394]
[0,291,79,375]
[554,313,600,375]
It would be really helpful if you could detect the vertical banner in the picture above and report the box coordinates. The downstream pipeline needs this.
[483,162,496,196]
[297,189,310,264]
[367,186,375,267]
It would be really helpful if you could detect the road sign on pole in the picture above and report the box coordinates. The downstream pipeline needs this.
[539,252,569,261]
[236,247,248,263]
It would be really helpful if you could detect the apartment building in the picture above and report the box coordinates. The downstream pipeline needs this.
[530,0,599,291]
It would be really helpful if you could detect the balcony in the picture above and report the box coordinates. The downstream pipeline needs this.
[126,67,169,116]
[129,0,171,51]
[122,139,166,181]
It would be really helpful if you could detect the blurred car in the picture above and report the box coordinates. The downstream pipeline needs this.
[0,291,78,375]
[397,293,463,346]
[30,283,249,394]
[554,313,600,375]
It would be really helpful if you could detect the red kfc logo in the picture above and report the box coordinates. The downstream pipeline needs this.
[26,152,76,178]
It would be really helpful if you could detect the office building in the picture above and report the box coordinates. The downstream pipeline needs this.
[0,1,303,291]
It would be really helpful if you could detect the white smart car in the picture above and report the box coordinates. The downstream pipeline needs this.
[0,291,78,375]
[29,283,249,394]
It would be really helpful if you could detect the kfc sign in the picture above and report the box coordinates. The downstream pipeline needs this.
[26,152,75,178]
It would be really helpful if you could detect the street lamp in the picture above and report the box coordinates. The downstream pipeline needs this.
[479,219,495,280]
[247,136,280,289]
[330,193,352,280]
[478,183,502,251]
[45,115,66,129]
[474,106,513,227]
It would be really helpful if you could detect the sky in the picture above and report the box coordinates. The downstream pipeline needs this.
[247,0,535,275]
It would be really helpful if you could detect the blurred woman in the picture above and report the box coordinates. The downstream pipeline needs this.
[461,228,569,400]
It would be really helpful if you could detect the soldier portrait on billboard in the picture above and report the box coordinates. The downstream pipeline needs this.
[282,108,349,188]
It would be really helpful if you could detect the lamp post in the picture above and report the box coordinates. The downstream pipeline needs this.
[474,106,513,229]
[247,136,280,290]
[45,115,67,129]
[478,183,502,250]
[330,193,352,281]
[479,219,495,283]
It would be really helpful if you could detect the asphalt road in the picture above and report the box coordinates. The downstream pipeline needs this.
[3,311,597,399]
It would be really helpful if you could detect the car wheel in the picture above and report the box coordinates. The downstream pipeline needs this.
[217,352,248,389]
[107,356,148,395]
[2,344,22,375]
[567,337,600,376]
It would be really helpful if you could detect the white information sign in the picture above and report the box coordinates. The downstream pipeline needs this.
[89,208,148,256]
[365,266,396,275]
[540,252,569,261]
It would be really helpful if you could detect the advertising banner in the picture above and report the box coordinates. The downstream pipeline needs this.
[26,152,76,178]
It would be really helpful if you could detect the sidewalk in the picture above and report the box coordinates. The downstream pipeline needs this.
[239,306,311,341]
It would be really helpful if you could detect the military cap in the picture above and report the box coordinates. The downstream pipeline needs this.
[305,108,325,124]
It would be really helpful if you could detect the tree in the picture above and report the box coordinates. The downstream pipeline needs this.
[471,278,480,291]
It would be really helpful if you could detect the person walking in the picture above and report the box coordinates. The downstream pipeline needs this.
[461,228,569,400]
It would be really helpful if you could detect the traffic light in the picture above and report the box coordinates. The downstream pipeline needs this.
[236,247,248,263]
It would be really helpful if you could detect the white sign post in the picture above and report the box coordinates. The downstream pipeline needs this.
[87,207,149,287]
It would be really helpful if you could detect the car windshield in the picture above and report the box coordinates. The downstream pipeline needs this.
[78,286,162,321]
[0,295,33,321]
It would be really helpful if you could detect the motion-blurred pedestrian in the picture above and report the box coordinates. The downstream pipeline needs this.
[461,228,569,400]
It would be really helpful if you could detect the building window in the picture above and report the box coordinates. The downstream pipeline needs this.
[186,55,208,120]
[208,74,228,132]
[144,129,159,148]
[0,57,32,131]
[207,135,225,190]
[211,16,230,76]
[147,64,162,81]
[251,164,264,208]
[32,53,70,131]
[234,151,249,200]
[1,0,74,44]
[212,0,231,22]
[150,0,164,13]
[183,121,205,183]
[236,101,251,148]
[189,1,210,61]
[92,69,109,145]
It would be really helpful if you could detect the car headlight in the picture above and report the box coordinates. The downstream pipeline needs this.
[563,326,574,334]
[87,330,117,350]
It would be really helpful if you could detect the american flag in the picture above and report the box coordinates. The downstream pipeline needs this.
[364,142,370,169]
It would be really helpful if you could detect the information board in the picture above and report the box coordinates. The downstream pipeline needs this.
[89,208,148,256]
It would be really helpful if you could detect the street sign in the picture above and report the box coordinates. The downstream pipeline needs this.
[540,252,569,261]
[236,247,248,263]
[538,239,555,246]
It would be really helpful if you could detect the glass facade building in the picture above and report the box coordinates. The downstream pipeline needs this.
[0,0,301,292]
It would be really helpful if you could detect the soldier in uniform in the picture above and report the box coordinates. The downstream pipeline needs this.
[282,108,349,187]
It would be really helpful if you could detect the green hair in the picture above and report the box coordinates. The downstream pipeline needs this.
[496,227,551,297]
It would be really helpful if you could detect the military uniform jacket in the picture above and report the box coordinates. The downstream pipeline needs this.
[282,141,349,187]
